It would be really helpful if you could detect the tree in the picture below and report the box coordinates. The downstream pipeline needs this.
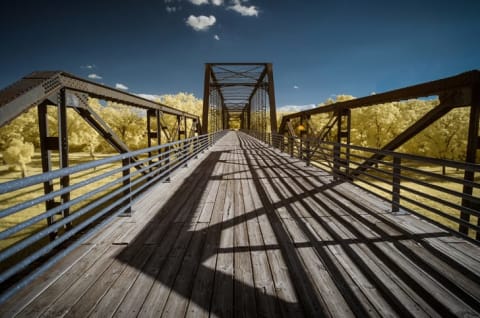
[2,139,35,178]
[0,108,38,150]
[101,103,147,150]
[159,93,203,117]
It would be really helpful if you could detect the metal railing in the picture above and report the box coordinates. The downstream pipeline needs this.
[0,130,226,303]
[246,131,480,242]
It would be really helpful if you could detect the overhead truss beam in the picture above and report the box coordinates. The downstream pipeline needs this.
[202,62,277,133]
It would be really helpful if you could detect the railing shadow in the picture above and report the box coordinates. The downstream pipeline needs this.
[115,146,305,317]
[113,131,480,317]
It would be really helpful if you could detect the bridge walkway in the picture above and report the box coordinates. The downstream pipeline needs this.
[2,131,480,317]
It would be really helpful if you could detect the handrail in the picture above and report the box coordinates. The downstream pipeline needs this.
[0,130,226,303]
[245,130,480,243]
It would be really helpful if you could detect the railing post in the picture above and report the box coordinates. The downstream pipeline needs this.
[333,143,341,180]
[122,157,132,215]
[183,141,188,168]
[165,145,171,182]
[305,139,311,166]
[195,135,199,158]
[392,156,401,213]
[289,137,294,158]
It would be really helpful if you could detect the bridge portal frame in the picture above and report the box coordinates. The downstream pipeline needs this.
[202,63,277,134]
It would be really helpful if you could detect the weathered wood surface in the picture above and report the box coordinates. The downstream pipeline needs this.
[2,131,480,317]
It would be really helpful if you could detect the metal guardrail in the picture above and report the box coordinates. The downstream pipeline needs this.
[0,130,226,303]
[246,130,480,242]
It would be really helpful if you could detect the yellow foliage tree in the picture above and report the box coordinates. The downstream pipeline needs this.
[2,139,35,178]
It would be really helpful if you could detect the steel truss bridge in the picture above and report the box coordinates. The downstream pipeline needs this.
[0,64,479,317]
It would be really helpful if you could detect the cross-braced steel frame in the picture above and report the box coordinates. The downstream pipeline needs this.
[0,71,200,239]
[278,70,480,238]
[202,63,277,134]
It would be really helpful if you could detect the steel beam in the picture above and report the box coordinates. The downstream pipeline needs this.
[460,82,480,236]
[202,64,211,134]
[266,63,278,134]
[0,71,199,128]
[58,89,71,229]
[351,95,455,176]
[279,70,480,134]
[37,102,58,240]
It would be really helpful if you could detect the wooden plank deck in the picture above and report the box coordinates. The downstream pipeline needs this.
[2,131,480,317]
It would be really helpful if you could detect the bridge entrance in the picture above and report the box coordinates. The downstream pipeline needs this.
[202,63,277,134]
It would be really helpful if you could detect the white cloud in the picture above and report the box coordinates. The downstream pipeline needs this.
[189,0,208,4]
[115,83,129,90]
[214,34,220,40]
[279,104,316,113]
[186,15,216,31]
[293,85,299,89]
[81,64,96,69]
[137,93,161,101]
[88,73,102,80]
[166,6,177,12]
[212,0,223,5]
[229,0,259,16]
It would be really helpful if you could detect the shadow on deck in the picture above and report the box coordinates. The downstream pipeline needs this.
[2,131,480,317]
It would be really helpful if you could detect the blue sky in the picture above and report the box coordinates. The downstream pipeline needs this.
[0,0,479,110]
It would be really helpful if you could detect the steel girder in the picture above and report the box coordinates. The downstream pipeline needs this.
[0,71,199,127]
[202,63,277,134]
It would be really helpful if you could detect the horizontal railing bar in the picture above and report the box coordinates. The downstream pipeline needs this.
[0,131,224,284]
[249,130,480,242]
[0,135,208,194]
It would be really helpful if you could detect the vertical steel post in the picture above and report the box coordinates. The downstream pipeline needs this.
[202,64,211,134]
[156,111,161,157]
[38,102,57,240]
[460,80,480,237]
[267,63,278,134]
[392,157,401,212]
[247,102,251,130]
[122,157,132,215]
[147,109,154,175]
[58,89,71,229]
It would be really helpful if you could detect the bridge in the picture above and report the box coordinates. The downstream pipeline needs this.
[0,64,479,317]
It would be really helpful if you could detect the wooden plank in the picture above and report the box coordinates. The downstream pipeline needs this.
[375,241,479,316]
[5,131,480,318]
[400,239,480,301]
[0,244,95,317]
[136,222,195,317]
[252,149,326,317]
[21,245,123,318]
[245,133,431,317]
[263,152,372,316]
[258,158,356,318]
[185,153,229,318]
[233,151,257,318]
[240,153,280,318]
[242,133,306,317]
[161,222,208,317]
[424,239,480,277]
[304,216,395,317]
[310,188,438,316]
[320,179,480,314]
[87,245,155,318]
[325,217,435,317]
[210,150,235,318]
[112,223,184,318]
